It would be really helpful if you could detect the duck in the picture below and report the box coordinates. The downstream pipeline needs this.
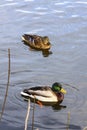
[22,34,51,51]
[21,82,67,105]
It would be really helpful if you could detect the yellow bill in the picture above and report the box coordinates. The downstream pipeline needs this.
[60,88,67,94]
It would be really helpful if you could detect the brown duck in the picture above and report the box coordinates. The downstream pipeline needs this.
[22,34,51,50]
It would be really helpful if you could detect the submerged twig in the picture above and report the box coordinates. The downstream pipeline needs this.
[32,96,36,130]
[0,48,11,121]
[24,99,30,130]
[66,111,70,130]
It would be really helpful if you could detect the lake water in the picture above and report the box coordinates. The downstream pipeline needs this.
[0,0,87,130]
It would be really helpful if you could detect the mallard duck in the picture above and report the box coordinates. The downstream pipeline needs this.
[22,34,51,50]
[21,82,66,105]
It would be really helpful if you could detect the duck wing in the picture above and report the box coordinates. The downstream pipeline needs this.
[22,34,42,46]
[24,86,55,97]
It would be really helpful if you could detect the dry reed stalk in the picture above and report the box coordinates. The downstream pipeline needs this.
[24,99,30,130]
[83,127,87,130]
[66,111,70,130]
[32,96,36,130]
[0,49,11,121]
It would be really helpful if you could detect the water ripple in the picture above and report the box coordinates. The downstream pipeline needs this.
[24,0,34,2]
[0,2,18,7]
[76,1,87,4]
[16,9,33,14]
[0,0,87,129]
[63,84,85,111]
[0,80,86,128]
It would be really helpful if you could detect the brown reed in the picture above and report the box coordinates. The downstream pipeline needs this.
[0,48,11,121]
[83,127,87,130]
[32,97,36,130]
[24,99,30,130]
[66,111,70,130]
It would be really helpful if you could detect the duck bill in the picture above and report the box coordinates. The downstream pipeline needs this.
[60,88,67,94]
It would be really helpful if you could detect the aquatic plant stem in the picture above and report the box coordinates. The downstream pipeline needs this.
[0,49,11,121]
[24,99,30,130]
[32,96,36,130]
[66,111,70,130]
[83,126,87,130]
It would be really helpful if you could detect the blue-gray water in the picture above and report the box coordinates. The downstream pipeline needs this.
[0,0,87,130]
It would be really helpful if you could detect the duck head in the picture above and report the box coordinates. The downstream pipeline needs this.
[52,82,67,94]
[43,36,49,44]
[42,36,51,48]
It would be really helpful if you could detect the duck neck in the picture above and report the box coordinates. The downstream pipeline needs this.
[56,92,64,102]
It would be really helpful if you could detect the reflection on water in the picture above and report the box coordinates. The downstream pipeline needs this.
[52,104,66,111]
[28,49,52,57]
[0,0,87,130]
[42,50,52,57]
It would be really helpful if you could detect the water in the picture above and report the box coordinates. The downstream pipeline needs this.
[0,0,87,129]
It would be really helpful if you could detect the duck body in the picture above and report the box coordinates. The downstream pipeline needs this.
[22,34,51,51]
[21,82,66,105]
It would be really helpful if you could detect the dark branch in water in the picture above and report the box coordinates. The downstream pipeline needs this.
[0,48,11,121]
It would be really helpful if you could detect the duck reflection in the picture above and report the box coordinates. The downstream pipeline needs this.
[37,102,66,111]
[51,103,66,111]
[42,50,52,57]
[23,97,66,111]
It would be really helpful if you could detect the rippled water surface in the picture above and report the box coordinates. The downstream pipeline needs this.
[0,0,87,130]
